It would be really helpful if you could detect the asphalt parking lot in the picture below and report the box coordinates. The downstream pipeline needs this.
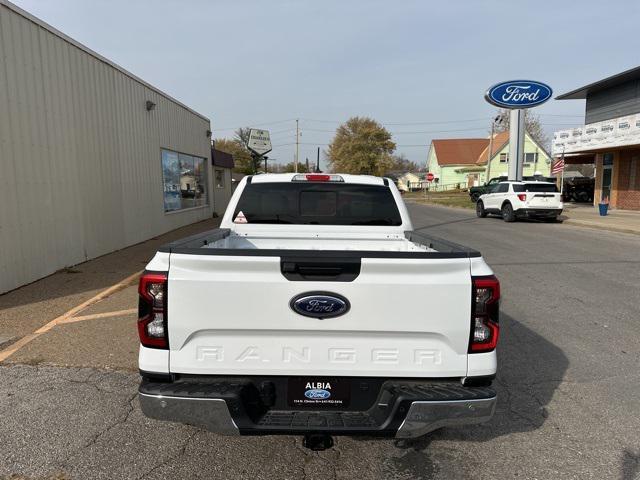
[1,204,639,480]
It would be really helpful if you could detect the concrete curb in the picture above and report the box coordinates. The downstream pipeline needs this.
[404,200,475,212]
[562,219,640,236]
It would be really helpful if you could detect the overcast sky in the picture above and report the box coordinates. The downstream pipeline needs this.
[13,0,640,168]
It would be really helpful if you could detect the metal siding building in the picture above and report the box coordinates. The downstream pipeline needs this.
[0,1,215,293]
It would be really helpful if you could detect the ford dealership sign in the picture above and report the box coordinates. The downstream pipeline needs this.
[485,80,552,109]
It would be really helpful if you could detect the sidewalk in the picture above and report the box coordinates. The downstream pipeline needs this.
[0,218,220,369]
[562,204,640,235]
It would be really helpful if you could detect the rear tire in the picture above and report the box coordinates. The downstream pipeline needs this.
[476,201,487,218]
[501,203,516,222]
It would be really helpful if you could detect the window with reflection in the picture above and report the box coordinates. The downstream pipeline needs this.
[162,149,207,212]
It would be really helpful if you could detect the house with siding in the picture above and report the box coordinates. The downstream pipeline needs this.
[426,133,552,189]
[396,172,426,192]
[426,138,490,188]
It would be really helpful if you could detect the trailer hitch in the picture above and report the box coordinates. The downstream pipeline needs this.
[303,433,334,451]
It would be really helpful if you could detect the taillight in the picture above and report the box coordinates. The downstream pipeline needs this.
[469,275,500,353]
[517,193,527,202]
[138,271,168,349]
[292,174,344,182]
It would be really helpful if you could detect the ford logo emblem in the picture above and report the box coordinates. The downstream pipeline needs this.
[290,292,350,319]
[485,80,552,109]
[305,389,331,400]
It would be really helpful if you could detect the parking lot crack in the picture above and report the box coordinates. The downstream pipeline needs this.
[82,391,137,449]
[137,430,197,479]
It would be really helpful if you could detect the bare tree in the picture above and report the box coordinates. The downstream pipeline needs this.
[493,109,549,151]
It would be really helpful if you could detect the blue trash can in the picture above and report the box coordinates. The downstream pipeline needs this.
[598,203,609,216]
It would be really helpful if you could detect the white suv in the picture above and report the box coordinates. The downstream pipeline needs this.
[476,181,563,222]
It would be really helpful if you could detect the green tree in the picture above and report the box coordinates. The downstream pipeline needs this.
[493,109,549,151]
[281,161,309,173]
[327,117,396,175]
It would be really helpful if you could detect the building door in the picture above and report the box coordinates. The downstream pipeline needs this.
[601,153,614,202]
[467,174,478,188]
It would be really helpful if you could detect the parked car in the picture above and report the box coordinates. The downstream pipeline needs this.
[563,177,594,203]
[470,175,557,202]
[476,180,563,222]
[469,176,505,202]
[137,173,500,450]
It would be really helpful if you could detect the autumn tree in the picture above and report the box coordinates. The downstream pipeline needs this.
[214,127,262,174]
[327,117,396,175]
[388,153,422,173]
[493,109,549,150]
[281,161,309,173]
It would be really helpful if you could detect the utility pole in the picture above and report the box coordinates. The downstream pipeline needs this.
[295,119,299,173]
[485,115,502,182]
[316,147,320,172]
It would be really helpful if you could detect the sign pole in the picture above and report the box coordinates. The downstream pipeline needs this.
[508,109,525,181]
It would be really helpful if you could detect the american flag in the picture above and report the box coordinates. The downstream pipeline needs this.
[551,158,565,175]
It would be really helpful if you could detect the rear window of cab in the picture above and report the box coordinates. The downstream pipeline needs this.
[513,183,559,193]
[234,182,402,226]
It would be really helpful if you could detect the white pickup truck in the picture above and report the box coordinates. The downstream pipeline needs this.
[137,173,500,449]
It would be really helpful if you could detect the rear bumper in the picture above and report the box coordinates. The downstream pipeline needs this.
[138,377,496,439]
[516,208,562,218]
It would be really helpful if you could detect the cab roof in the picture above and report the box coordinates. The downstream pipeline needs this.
[500,180,555,185]
[250,173,387,186]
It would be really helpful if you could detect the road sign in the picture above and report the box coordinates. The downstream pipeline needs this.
[484,80,552,109]
[426,172,435,182]
[247,129,272,156]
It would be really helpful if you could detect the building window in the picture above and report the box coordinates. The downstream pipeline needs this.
[601,153,614,203]
[215,169,225,188]
[524,152,538,164]
[161,149,207,212]
[499,153,509,163]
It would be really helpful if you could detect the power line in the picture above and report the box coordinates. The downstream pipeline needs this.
[269,128,296,135]
[214,115,584,135]
[273,142,434,148]
[300,117,489,126]
[538,114,584,117]
[212,118,296,131]
[302,126,488,134]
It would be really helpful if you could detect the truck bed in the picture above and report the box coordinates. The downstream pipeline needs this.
[158,228,480,258]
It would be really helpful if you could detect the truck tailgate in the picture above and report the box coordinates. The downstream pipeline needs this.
[167,253,472,377]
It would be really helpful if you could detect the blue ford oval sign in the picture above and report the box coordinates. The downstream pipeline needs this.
[305,389,331,400]
[485,80,552,109]
[290,292,350,319]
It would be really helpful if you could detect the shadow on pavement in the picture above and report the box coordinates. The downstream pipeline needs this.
[413,215,480,231]
[0,219,218,311]
[622,449,640,480]
[395,313,569,450]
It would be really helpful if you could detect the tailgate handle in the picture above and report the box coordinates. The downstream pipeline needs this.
[281,257,361,282]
